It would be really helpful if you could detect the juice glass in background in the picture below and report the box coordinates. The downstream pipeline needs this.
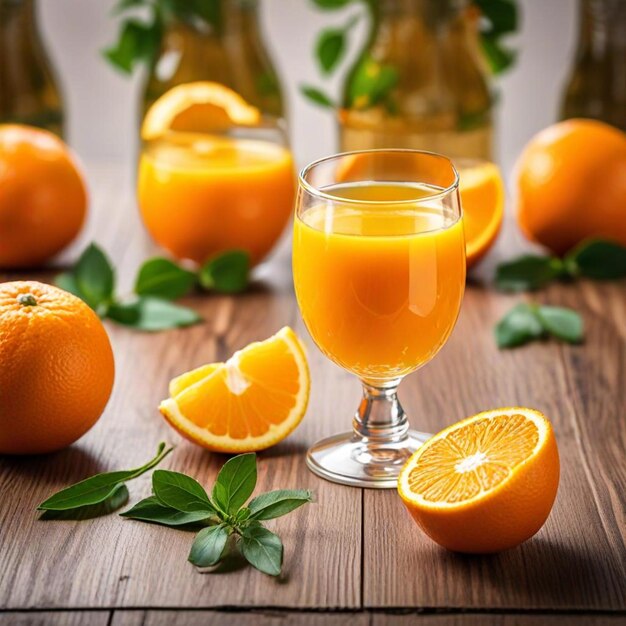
[293,150,466,488]
[137,96,295,267]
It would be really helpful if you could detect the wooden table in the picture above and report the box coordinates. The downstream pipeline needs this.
[1,165,625,625]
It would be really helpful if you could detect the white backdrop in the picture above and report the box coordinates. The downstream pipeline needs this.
[39,0,577,177]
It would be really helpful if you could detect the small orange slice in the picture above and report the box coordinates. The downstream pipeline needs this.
[160,327,310,453]
[398,408,559,553]
[141,82,261,141]
[458,160,505,268]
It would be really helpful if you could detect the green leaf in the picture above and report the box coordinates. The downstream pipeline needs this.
[346,55,398,109]
[300,85,335,108]
[54,273,83,298]
[38,443,173,512]
[474,0,518,35]
[121,496,214,526]
[495,303,544,349]
[316,28,347,74]
[135,257,197,300]
[536,306,584,344]
[40,484,129,520]
[311,0,353,9]
[566,239,626,280]
[103,18,161,74]
[495,255,565,292]
[241,526,283,576]
[152,470,216,514]
[74,243,116,312]
[212,453,257,515]
[248,489,314,521]
[480,34,517,75]
[189,524,230,567]
[107,297,202,331]
[199,250,250,294]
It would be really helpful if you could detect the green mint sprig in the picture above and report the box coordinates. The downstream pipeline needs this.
[104,0,221,74]
[37,443,173,519]
[496,239,626,292]
[495,303,584,349]
[56,244,250,331]
[122,453,313,576]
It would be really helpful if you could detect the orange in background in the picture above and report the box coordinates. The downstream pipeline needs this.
[0,281,114,455]
[0,125,87,268]
[515,118,626,256]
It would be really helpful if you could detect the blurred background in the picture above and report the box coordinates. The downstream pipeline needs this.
[35,0,577,175]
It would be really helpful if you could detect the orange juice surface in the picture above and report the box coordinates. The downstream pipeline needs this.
[138,133,295,265]
[293,183,465,381]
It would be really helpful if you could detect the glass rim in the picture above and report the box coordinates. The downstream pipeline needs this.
[298,148,460,206]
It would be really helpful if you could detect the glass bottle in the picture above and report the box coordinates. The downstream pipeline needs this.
[142,0,285,124]
[339,0,493,159]
[0,0,64,135]
[560,0,626,131]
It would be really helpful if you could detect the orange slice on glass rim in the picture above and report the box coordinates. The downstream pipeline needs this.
[141,81,261,141]
[159,327,310,453]
[398,407,559,553]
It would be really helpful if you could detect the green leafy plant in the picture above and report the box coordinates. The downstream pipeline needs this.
[495,239,626,292]
[56,244,250,331]
[125,453,313,576]
[302,0,519,110]
[495,303,584,349]
[37,443,173,519]
[39,450,314,576]
[104,0,221,74]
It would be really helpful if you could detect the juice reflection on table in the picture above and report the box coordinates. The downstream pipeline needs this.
[293,182,466,382]
[138,131,295,265]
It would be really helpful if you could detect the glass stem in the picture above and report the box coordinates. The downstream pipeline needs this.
[353,380,409,444]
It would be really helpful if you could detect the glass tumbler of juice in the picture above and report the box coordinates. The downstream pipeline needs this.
[138,125,295,266]
[293,149,466,488]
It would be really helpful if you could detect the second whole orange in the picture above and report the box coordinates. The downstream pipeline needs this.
[0,281,115,455]
[515,119,626,256]
[0,125,88,268]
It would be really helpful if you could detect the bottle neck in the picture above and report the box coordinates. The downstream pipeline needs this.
[577,0,626,57]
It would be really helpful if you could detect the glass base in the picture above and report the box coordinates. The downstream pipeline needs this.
[306,429,431,489]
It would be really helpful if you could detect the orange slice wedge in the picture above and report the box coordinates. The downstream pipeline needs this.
[458,160,505,268]
[141,82,261,141]
[398,408,559,553]
[160,327,310,453]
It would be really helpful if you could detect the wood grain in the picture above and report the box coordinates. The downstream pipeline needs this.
[0,165,360,610]
[111,610,368,626]
[371,615,626,626]
[0,613,110,626]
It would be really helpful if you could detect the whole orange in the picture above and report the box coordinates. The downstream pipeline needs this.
[0,125,88,268]
[0,281,115,454]
[515,119,626,256]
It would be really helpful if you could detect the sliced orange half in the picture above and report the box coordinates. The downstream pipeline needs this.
[398,408,559,553]
[159,327,310,453]
[458,160,505,268]
[141,82,261,141]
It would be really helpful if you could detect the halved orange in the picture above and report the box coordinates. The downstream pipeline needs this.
[458,160,505,269]
[159,327,310,453]
[141,82,261,141]
[398,408,559,553]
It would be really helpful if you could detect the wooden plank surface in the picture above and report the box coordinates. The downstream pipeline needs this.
[0,613,110,626]
[1,165,625,617]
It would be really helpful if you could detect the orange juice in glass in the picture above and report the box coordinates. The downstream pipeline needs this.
[293,150,465,488]
[137,82,294,266]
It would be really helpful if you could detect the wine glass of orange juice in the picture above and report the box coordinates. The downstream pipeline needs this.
[293,150,466,488]
[137,84,295,266]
